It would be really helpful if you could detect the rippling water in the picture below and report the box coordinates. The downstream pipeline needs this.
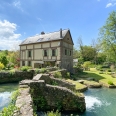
[79,88,116,116]
[0,83,18,111]
[62,88,116,116]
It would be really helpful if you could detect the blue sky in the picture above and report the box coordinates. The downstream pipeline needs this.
[0,0,116,50]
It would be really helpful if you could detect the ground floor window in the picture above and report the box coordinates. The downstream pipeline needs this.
[44,61,55,67]
[22,61,25,66]
[28,61,31,66]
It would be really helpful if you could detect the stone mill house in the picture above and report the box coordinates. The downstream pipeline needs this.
[19,29,74,72]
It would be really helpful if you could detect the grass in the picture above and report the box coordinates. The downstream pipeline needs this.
[66,79,87,91]
[84,68,116,86]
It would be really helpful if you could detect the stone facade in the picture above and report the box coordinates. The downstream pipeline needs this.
[20,29,74,72]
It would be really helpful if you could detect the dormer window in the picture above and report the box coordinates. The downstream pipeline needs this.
[46,38,50,41]
[37,38,43,42]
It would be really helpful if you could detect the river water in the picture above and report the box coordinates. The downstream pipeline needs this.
[0,84,116,116]
[0,83,18,111]
[79,88,116,116]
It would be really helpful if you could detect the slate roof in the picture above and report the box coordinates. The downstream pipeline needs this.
[20,29,69,45]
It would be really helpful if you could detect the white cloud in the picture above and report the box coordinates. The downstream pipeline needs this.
[13,0,24,12]
[106,0,116,8]
[106,3,113,7]
[0,20,21,50]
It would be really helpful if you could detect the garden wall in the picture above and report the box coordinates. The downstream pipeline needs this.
[0,70,34,83]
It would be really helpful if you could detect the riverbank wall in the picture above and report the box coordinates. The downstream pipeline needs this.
[14,74,86,116]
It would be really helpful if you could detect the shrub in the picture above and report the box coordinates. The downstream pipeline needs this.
[21,66,31,71]
[53,71,62,78]
[0,62,4,70]
[107,69,111,72]
[66,72,70,78]
[7,62,14,70]
[99,71,104,74]
[35,68,39,74]
[46,110,61,116]
[108,80,114,85]
[40,68,47,73]
[82,61,91,71]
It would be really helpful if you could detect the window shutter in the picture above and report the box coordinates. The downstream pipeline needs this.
[47,49,49,56]
[49,49,51,56]
[42,50,44,56]
[56,49,58,56]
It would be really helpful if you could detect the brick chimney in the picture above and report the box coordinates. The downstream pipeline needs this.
[41,31,45,35]
[60,28,62,38]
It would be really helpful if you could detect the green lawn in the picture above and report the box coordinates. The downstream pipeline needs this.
[85,68,116,86]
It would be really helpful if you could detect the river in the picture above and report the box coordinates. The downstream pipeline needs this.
[0,83,18,111]
[78,88,116,116]
[0,84,116,116]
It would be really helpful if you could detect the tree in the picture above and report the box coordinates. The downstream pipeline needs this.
[99,11,116,62]
[0,62,4,70]
[73,47,80,59]
[91,39,101,64]
[80,45,97,62]
[0,55,8,67]
[7,50,20,67]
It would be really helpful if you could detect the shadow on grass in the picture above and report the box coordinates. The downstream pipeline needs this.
[76,71,105,81]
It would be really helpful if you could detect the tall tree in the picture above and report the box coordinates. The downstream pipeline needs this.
[99,11,116,62]
[80,45,97,62]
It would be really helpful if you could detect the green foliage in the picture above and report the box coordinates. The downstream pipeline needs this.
[11,90,19,103]
[35,68,39,74]
[53,71,62,78]
[82,61,91,70]
[80,45,97,62]
[33,96,47,110]
[99,11,116,62]
[51,81,58,86]
[0,62,4,70]
[7,62,14,70]
[96,65,102,70]
[108,80,114,85]
[0,55,8,67]
[40,68,47,73]
[66,72,70,78]
[21,66,31,71]
[107,69,111,72]
[46,110,61,116]
[1,104,18,116]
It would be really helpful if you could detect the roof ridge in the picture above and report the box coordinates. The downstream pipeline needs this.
[31,28,69,37]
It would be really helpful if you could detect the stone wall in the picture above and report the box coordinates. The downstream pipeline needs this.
[49,69,68,78]
[33,74,75,90]
[0,70,34,84]
[19,80,86,112]
[14,86,33,116]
